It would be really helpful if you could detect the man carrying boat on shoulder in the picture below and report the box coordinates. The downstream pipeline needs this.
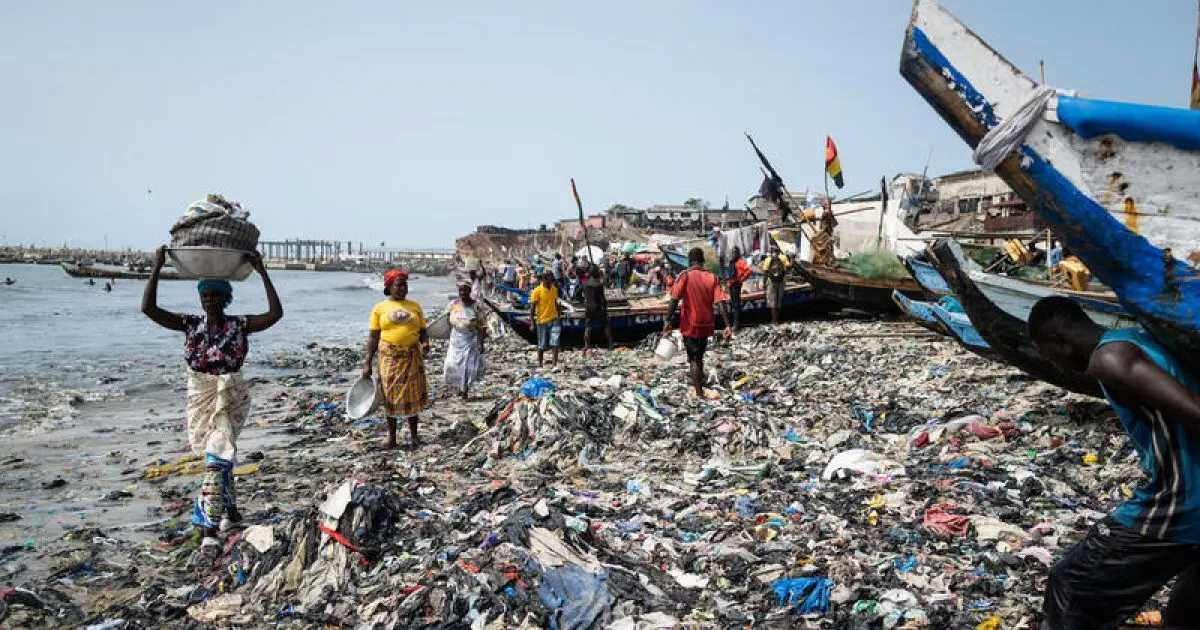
[663,248,731,399]
[1029,296,1200,629]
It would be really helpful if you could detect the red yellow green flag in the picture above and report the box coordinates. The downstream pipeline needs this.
[824,136,844,189]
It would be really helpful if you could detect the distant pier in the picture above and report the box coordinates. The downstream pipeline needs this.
[259,239,455,274]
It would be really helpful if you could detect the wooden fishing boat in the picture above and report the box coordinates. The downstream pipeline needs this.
[901,0,1200,369]
[60,262,187,281]
[795,261,925,314]
[893,289,1000,362]
[928,239,1102,398]
[486,282,823,348]
[891,289,948,336]
[928,304,997,359]
[969,270,1138,330]
[903,257,952,297]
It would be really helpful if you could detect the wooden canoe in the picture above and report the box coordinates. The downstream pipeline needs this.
[901,0,1200,371]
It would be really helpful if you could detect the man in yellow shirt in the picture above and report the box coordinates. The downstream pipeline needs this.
[529,272,561,367]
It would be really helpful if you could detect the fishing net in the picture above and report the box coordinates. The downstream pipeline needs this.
[842,249,908,280]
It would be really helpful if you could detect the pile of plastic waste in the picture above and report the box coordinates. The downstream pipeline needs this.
[2,318,1161,628]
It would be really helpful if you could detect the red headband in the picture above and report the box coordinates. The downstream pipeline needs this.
[383,269,409,289]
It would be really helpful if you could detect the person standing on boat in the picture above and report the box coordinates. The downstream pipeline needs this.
[363,269,430,450]
[140,246,283,567]
[727,246,752,331]
[614,255,630,294]
[760,245,790,325]
[552,253,565,292]
[663,248,731,398]
[646,260,665,295]
[443,281,487,400]
[1029,296,1200,629]
[583,267,612,356]
[501,260,517,290]
[529,271,561,367]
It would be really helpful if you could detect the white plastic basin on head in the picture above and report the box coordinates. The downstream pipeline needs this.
[168,247,254,281]
[345,376,380,420]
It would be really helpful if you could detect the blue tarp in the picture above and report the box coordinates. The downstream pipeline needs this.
[537,565,613,630]
[520,377,556,399]
[772,576,834,614]
[1058,95,1200,151]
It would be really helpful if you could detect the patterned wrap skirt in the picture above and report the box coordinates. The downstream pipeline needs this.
[379,340,428,416]
[186,370,251,529]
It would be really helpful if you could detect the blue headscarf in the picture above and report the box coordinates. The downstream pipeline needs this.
[197,279,233,304]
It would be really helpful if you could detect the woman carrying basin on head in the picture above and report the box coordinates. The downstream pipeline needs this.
[362,269,430,450]
[140,245,283,568]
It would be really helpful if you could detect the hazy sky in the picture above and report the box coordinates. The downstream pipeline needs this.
[2,1,1196,250]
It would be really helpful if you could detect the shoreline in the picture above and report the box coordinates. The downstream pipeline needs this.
[0,319,1151,627]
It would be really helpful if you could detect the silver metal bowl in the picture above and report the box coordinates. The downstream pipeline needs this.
[167,247,254,280]
[345,376,380,420]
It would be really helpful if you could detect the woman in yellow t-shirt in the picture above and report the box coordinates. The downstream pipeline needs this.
[362,269,430,449]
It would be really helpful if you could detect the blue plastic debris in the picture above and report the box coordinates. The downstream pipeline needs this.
[852,403,875,431]
[947,456,973,469]
[537,565,613,630]
[893,554,918,573]
[771,576,834,614]
[313,401,339,418]
[521,377,556,399]
[735,496,757,519]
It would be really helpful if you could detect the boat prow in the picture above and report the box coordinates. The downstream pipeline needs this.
[901,0,1200,370]
[927,239,1101,398]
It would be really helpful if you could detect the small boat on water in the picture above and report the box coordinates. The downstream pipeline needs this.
[795,261,925,314]
[901,0,1200,369]
[486,282,823,348]
[60,262,187,281]
[928,239,1102,398]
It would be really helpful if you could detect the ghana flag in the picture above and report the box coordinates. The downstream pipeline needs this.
[825,136,844,189]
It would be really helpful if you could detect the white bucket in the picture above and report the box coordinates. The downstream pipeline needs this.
[345,376,380,420]
[654,333,680,360]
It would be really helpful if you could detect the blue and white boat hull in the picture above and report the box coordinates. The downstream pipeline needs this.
[901,0,1200,369]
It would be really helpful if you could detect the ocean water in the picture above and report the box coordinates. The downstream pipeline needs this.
[0,264,455,426]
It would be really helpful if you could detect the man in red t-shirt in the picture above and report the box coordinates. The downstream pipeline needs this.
[663,248,731,397]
